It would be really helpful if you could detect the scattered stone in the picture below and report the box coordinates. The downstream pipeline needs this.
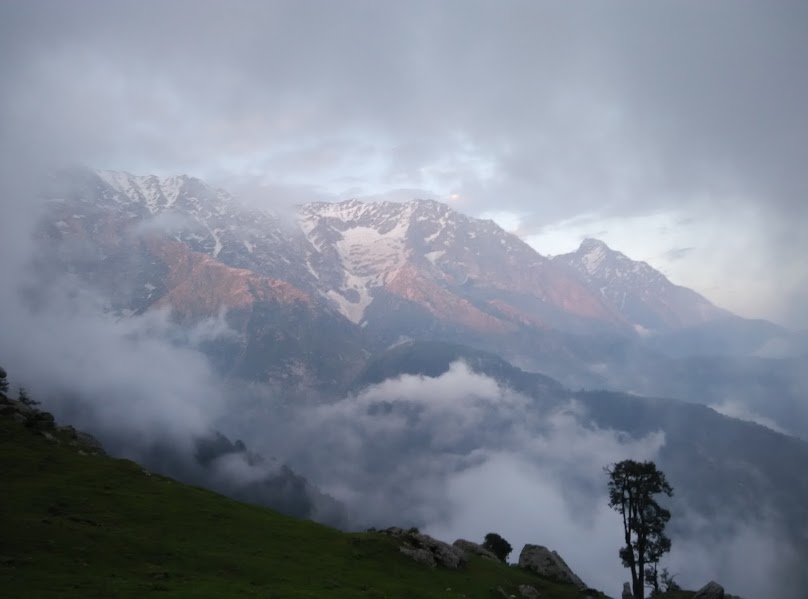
[76,432,106,455]
[518,584,541,598]
[399,545,436,567]
[381,527,467,569]
[40,431,58,443]
[694,581,725,599]
[518,544,586,589]
[453,539,500,561]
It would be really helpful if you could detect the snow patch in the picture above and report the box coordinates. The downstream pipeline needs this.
[299,200,417,322]
[581,244,606,275]
[425,250,445,264]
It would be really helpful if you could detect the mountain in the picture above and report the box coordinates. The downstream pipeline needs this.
[40,169,367,390]
[298,199,622,334]
[35,168,800,405]
[553,238,729,334]
[11,168,807,596]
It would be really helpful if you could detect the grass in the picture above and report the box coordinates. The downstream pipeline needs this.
[0,408,600,598]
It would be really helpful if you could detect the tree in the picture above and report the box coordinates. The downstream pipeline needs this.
[18,387,39,407]
[605,460,673,599]
[659,568,681,593]
[0,366,8,394]
[482,532,512,563]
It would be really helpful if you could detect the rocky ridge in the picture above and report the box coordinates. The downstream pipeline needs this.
[553,238,729,333]
[47,168,722,340]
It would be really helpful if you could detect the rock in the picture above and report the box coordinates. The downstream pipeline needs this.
[76,432,106,455]
[415,533,466,568]
[382,527,466,569]
[40,431,58,443]
[694,581,725,599]
[0,398,35,418]
[26,411,55,430]
[622,582,632,599]
[399,545,436,567]
[518,544,586,588]
[453,539,500,561]
[60,425,79,439]
[518,584,541,598]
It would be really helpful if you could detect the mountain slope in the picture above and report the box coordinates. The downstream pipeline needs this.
[299,199,623,334]
[0,394,599,599]
[553,239,729,334]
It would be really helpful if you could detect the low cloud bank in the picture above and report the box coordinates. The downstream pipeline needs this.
[232,362,803,597]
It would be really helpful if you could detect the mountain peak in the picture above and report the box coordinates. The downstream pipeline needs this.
[574,238,616,275]
[554,238,727,332]
[578,237,611,254]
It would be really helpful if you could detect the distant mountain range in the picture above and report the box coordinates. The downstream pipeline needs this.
[46,169,733,333]
[36,167,805,430]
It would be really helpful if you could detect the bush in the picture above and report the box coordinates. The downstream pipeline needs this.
[18,387,39,407]
[482,532,512,563]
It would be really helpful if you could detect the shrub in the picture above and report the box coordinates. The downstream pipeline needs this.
[482,532,512,563]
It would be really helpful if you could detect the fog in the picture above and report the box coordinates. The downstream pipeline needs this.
[219,362,796,596]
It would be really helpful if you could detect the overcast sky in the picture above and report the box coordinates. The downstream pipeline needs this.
[2,1,807,326]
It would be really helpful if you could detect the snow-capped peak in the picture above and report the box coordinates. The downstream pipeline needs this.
[97,170,195,215]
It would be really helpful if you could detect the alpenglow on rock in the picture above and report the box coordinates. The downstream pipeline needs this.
[518,544,586,588]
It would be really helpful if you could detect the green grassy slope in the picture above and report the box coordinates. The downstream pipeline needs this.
[0,401,600,598]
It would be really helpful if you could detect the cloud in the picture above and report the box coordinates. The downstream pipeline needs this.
[243,362,666,591]
[711,400,790,436]
[0,275,225,453]
[663,247,695,262]
[2,1,806,324]
[226,360,807,596]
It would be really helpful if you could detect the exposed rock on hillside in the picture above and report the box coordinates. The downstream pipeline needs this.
[380,527,467,569]
[693,581,725,599]
[518,544,586,589]
[453,539,500,561]
[518,584,542,598]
